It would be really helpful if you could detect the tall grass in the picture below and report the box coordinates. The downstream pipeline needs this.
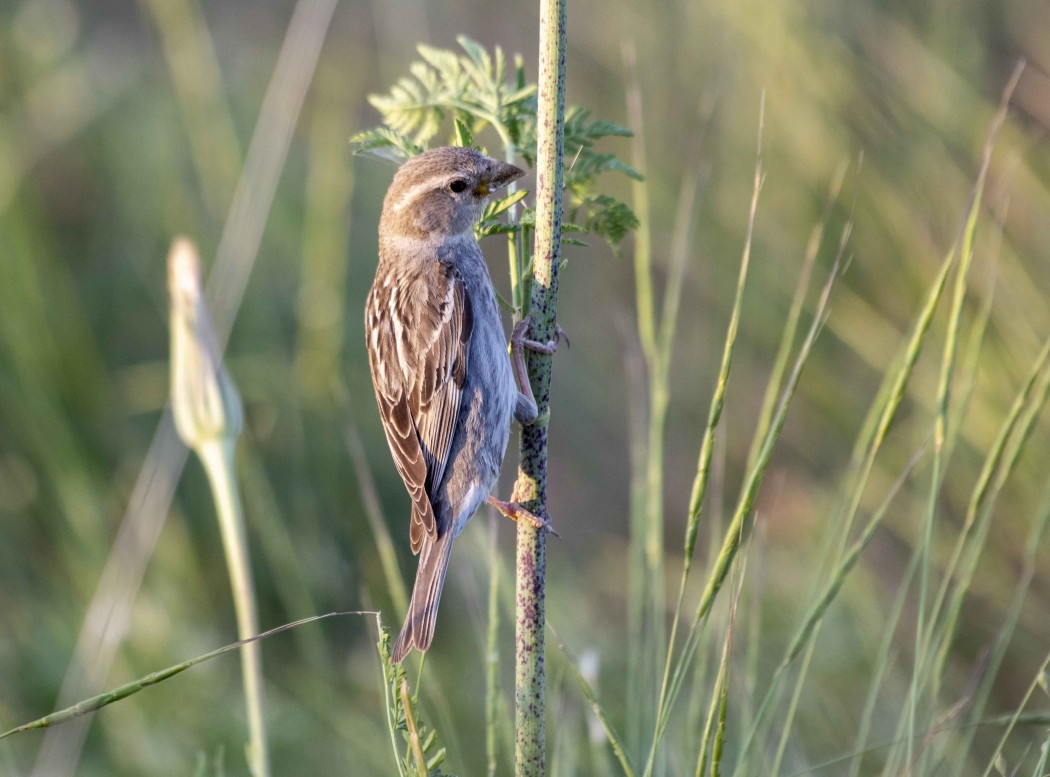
[3,0,1050,775]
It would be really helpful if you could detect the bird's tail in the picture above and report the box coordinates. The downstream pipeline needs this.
[391,531,455,664]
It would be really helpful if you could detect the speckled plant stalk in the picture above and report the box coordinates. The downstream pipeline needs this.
[511,0,566,773]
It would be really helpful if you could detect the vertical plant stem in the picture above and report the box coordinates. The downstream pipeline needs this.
[377,632,409,777]
[502,139,525,314]
[486,517,502,777]
[345,425,408,618]
[400,680,429,777]
[623,41,652,737]
[512,0,566,773]
[197,439,270,777]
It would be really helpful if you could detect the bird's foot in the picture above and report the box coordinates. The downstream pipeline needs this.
[487,496,559,536]
[511,315,569,355]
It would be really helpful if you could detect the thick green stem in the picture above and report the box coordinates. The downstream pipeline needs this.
[198,439,270,777]
[513,0,566,773]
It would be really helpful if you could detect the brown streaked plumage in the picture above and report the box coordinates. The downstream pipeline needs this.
[366,146,539,663]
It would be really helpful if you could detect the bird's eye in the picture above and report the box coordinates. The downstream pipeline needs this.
[448,179,468,194]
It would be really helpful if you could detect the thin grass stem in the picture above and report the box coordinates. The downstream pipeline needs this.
[847,547,923,777]
[696,546,746,777]
[979,652,1050,777]
[932,336,1050,690]
[2,613,366,740]
[907,67,1019,767]
[771,640,818,777]
[345,424,408,618]
[486,517,502,777]
[668,223,842,770]
[744,160,847,473]
[947,478,1050,774]
[645,95,765,777]
[377,629,410,777]
[550,627,638,777]
[197,439,270,777]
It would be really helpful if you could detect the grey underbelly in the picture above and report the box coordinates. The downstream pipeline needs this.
[434,327,514,531]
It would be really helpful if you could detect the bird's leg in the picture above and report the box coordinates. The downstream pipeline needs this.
[488,495,559,536]
[515,315,568,355]
[511,315,568,425]
[500,315,565,535]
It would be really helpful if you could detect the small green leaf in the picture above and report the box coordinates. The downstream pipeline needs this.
[582,195,640,247]
[475,221,518,239]
[482,188,529,219]
[453,116,474,149]
[567,152,644,184]
[349,128,423,161]
[493,45,506,87]
[514,53,526,89]
[417,44,461,82]
[353,38,639,259]
[564,107,633,141]
[426,748,447,771]
[456,36,492,78]
[420,729,437,752]
[504,84,538,106]
[409,61,439,96]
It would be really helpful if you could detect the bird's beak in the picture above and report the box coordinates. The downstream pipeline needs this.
[476,161,525,197]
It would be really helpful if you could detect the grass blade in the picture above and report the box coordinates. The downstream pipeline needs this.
[1,612,369,740]
[344,423,408,618]
[645,94,765,776]
[662,173,846,771]
[550,627,638,777]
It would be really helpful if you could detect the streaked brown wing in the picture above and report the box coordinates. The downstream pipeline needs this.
[371,385,434,552]
[412,263,472,508]
[366,261,472,554]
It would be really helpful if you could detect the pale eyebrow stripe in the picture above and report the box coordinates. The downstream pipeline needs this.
[391,173,457,213]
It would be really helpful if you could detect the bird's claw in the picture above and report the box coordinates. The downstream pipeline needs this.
[512,315,569,355]
[487,496,559,537]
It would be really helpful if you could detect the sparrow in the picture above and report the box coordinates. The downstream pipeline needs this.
[365,146,557,663]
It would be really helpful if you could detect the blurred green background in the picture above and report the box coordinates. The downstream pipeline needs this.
[3,0,1050,774]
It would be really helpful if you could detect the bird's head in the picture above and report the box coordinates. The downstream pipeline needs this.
[379,146,525,242]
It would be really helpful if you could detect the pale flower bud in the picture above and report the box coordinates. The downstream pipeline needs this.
[168,238,243,447]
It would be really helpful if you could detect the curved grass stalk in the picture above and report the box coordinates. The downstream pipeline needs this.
[653,173,845,775]
[933,336,1050,677]
[643,96,764,777]
[732,441,923,776]
[550,627,638,777]
[624,74,709,768]
[695,549,746,777]
[978,652,1050,777]
[945,478,1050,774]
[744,159,848,473]
[845,543,923,777]
[906,65,1021,768]
[1,613,366,741]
